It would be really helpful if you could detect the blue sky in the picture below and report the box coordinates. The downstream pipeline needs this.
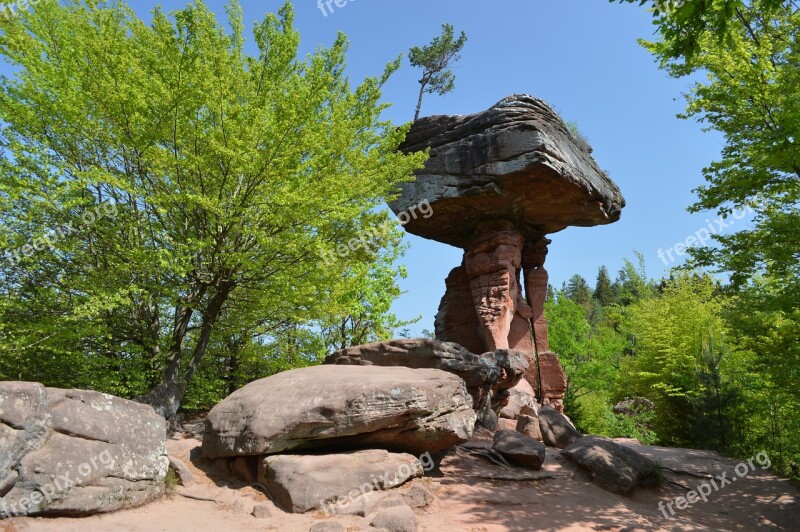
[8,1,742,334]
[262,0,733,333]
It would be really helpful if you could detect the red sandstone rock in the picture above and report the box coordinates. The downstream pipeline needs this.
[522,239,551,354]
[434,266,484,355]
[464,222,524,351]
[436,236,567,412]
[534,352,567,412]
[399,95,624,418]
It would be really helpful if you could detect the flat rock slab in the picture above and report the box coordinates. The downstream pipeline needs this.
[324,339,527,409]
[562,436,658,495]
[0,382,168,517]
[391,94,625,247]
[202,365,476,458]
[259,450,423,513]
[325,339,499,392]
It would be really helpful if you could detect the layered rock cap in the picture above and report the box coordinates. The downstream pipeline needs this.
[390,94,625,248]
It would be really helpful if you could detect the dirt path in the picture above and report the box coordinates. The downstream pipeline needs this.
[5,431,799,531]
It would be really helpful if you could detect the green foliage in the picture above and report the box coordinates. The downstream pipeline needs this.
[613,252,655,306]
[546,258,785,461]
[690,331,741,451]
[652,462,664,486]
[545,287,627,431]
[563,274,592,306]
[617,273,730,445]
[594,266,615,307]
[653,2,800,297]
[613,0,788,60]
[570,393,657,444]
[618,0,799,474]
[565,120,592,153]
[164,469,179,499]
[0,0,426,415]
[409,23,467,120]
[317,243,420,353]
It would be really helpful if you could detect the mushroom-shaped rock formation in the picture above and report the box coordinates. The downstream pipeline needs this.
[390,95,625,412]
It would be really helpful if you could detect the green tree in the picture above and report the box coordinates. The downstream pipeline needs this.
[613,0,787,60]
[613,252,654,306]
[617,273,746,445]
[409,23,468,120]
[619,0,799,469]
[546,290,628,432]
[690,331,740,451]
[0,0,426,417]
[640,2,800,296]
[318,242,420,353]
[594,266,615,306]
[564,274,592,306]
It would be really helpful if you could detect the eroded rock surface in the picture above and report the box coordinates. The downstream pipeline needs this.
[324,339,526,412]
[0,382,168,518]
[539,406,582,449]
[498,379,538,420]
[392,95,625,414]
[202,365,476,458]
[492,430,546,470]
[391,95,624,247]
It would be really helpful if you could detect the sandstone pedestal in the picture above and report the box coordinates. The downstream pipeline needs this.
[390,95,625,415]
[435,229,566,411]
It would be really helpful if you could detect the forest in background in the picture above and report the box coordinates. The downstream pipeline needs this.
[548,257,798,477]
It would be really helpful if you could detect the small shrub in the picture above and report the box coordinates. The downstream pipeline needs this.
[164,468,179,499]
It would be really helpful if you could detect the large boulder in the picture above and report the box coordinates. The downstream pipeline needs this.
[324,339,528,408]
[613,397,655,416]
[391,95,624,416]
[326,339,527,402]
[325,339,498,385]
[259,450,422,513]
[0,382,168,518]
[539,406,582,449]
[202,365,476,458]
[562,437,659,495]
[492,430,546,470]
[390,94,624,248]
[516,414,543,442]
[533,352,568,412]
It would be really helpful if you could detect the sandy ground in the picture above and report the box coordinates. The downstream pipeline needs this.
[4,423,799,532]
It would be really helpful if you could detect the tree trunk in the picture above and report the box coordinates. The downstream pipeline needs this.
[135,379,186,419]
[414,82,426,121]
[136,282,234,419]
